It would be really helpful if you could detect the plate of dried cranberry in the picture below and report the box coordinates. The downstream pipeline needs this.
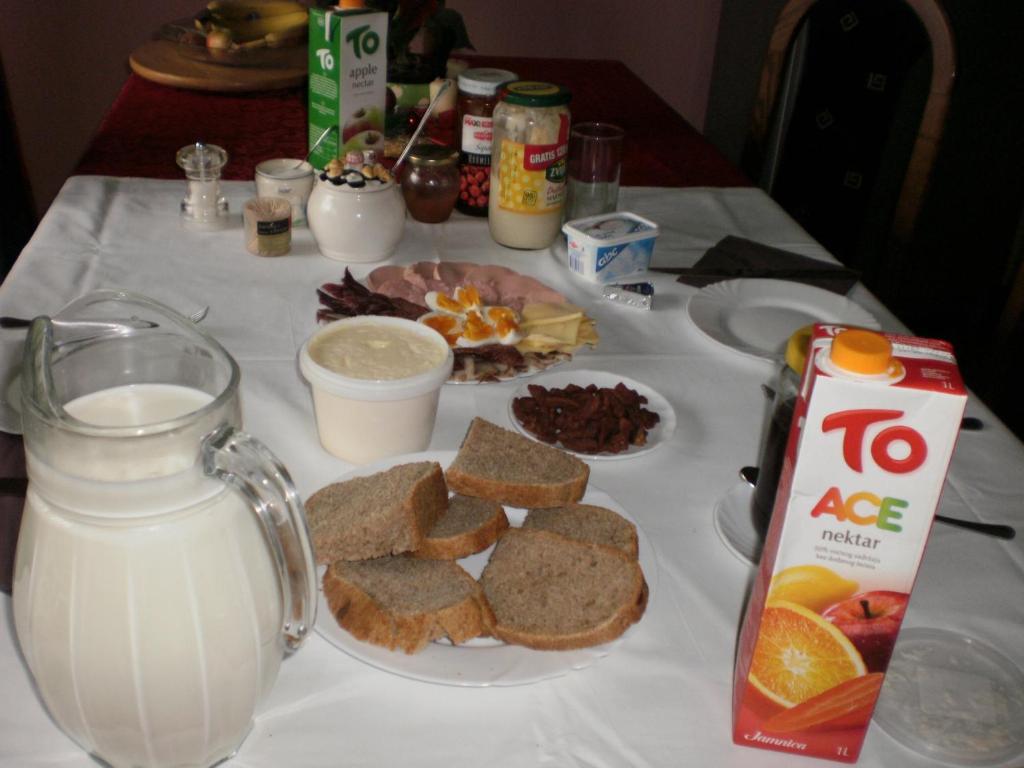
[507,369,676,460]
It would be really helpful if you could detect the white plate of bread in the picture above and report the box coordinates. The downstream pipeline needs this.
[307,419,657,687]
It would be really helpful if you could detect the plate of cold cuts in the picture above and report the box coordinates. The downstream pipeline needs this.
[315,262,598,383]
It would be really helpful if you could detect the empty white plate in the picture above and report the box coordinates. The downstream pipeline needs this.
[687,278,879,360]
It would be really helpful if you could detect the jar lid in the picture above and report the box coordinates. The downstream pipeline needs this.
[830,329,892,374]
[458,68,519,96]
[175,142,227,177]
[498,81,571,107]
[406,144,458,166]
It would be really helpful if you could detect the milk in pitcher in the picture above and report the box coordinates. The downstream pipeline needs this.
[14,384,284,768]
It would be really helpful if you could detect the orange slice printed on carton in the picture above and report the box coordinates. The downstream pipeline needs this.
[749,600,867,708]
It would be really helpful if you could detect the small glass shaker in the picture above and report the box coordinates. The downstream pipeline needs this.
[175,142,229,230]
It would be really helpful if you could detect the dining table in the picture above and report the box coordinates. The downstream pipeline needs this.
[2,56,1023,768]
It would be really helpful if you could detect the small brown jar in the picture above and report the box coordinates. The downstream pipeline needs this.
[400,144,460,223]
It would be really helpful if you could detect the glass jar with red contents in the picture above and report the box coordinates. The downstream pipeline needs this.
[455,68,517,216]
[400,144,460,223]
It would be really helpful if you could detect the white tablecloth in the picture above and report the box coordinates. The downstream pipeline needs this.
[1,177,1022,768]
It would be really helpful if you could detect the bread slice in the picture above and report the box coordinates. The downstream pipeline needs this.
[521,503,639,559]
[323,556,495,654]
[305,461,447,563]
[414,494,510,560]
[480,528,647,650]
[445,418,589,508]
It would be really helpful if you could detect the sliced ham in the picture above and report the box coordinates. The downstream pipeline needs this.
[373,278,428,307]
[367,260,566,313]
[436,261,479,287]
[366,265,406,292]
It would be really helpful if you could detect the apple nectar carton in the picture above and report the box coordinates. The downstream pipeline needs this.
[733,325,966,763]
[308,7,388,170]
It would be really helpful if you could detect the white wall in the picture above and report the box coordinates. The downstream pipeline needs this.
[2,0,720,220]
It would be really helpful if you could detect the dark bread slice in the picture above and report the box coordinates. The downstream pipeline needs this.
[305,461,447,563]
[414,494,510,560]
[480,528,647,650]
[323,556,495,654]
[445,418,589,508]
[521,503,638,559]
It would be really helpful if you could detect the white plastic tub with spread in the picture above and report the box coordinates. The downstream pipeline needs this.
[562,211,660,284]
[299,316,454,464]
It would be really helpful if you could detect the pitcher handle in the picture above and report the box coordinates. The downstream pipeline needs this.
[202,425,318,652]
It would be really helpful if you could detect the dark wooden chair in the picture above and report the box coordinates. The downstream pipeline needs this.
[742,0,955,288]
[1,51,37,282]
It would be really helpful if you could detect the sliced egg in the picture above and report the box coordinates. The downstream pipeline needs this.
[418,288,522,348]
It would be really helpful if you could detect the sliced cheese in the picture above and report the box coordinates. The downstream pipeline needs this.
[520,302,585,345]
[517,302,599,354]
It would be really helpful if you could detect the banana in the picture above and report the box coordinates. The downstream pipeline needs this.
[205,0,307,21]
[197,8,307,44]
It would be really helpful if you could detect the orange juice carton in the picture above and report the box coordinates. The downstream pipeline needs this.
[308,7,388,170]
[733,325,967,762]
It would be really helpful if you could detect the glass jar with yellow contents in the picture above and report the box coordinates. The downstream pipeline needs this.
[488,81,571,249]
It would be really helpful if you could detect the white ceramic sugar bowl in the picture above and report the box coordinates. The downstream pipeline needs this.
[307,174,406,262]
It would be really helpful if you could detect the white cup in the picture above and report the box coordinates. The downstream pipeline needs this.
[255,159,315,224]
[299,316,454,464]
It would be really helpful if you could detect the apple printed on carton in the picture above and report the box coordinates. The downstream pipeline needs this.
[342,129,385,154]
[342,106,384,144]
[822,591,909,673]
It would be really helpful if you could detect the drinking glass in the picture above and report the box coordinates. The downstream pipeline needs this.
[565,122,625,221]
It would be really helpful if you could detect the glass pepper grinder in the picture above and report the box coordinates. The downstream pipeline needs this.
[752,324,813,540]
[175,142,229,229]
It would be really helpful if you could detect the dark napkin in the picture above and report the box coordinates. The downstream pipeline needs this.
[654,236,860,295]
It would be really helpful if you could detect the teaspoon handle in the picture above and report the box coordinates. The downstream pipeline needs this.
[935,514,1015,540]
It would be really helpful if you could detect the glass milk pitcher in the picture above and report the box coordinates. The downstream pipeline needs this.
[12,289,317,768]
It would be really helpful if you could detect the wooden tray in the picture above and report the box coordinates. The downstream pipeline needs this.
[129,39,305,92]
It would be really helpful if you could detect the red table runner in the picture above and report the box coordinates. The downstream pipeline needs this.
[76,56,749,188]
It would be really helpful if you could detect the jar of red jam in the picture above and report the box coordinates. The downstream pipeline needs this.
[400,144,460,223]
[455,68,517,216]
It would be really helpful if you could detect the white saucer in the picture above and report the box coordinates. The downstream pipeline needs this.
[712,481,760,565]
[687,278,879,360]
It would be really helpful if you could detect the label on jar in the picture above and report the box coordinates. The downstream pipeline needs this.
[460,114,494,161]
[256,217,290,236]
[496,114,569,214]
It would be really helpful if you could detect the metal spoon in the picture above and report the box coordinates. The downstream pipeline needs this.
[738,466,1015,540]
[391,78,452,176]
[295,125,336,170]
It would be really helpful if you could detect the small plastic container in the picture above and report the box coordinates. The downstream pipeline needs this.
[562,212,659,284]
[243,197,291,257]
[299,316,454,464]
[255,159,315,224]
